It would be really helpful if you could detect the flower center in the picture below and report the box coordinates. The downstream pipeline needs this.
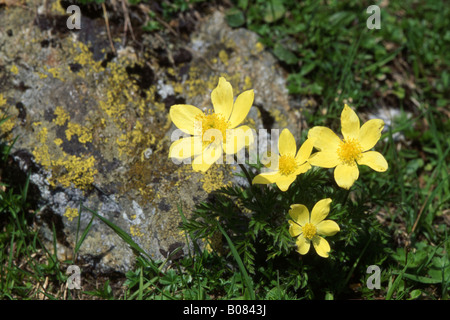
[337,138,363,165]
[195,111,229,145]
[278,154,297,176]
[302,223,317,240]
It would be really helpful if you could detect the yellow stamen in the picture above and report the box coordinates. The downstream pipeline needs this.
[337,138,363,165]
[278,154,297,176]
[302,223,317,240]
[195,110,230,146]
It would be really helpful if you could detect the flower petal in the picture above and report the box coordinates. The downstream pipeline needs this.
[288,220,302,237]
[312,236,331,258]
[223,126,255,154]
[316,220,340,236]
[341,104,360,141]
[228,90,254,128]
[308,151,340,168]
[288,204,310,226]
[310,198,332,225]
[278,128,297,156]
[334,163,359,189]
[192,143,223,172]
[170,104,204,135]
[211,77,233,120]
[359,119,384,151]
[295,138,315,164]
[357,151,388,172]
[275,175,297,192]
[168,136,203,160]
[295,235,311,255]
[293,162,311,176]
[307,126,341,152]
[252,171,282,185]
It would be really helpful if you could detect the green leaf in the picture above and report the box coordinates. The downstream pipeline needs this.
[237,0,248,10]
[408,289,423,299]
[273,43,298,65]
[400,272,443,284]
[328,11,356,28]
[431,256,448,269]
[263,0,286,23]
[387,263,408,300]
[405,158,424,175]
[226,8,246,28]
[427,268,446,282]
[300,61,316,76]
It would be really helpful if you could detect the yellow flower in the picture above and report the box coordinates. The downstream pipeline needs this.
[307,104,388,189]
[288,198,340,258]
[252,128,314,191]
[169,77,254,172]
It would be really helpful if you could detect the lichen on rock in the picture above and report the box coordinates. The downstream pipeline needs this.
[0,3,300,273]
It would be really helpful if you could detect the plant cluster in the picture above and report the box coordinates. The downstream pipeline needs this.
[169,77,391,298]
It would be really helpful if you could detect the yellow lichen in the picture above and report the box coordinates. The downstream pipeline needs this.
[130,120,144,145]
[51,0,66,15]
[243,75,253,91]
[53,106,70,126]
[270,109,288,129]
[123,160,156,204]
[254,41,264,54]
[130,225,144,237]
[167,68,175,76]
[174,165,193,188]
[200,166,232,193]
[54,138,63,146]
[0,118,15,134]
[0,95,15,136]
[116,120,156,157]
[181,68,245,104]
[38,126,48,144]
[0,94,6,107]
[66,122,92,144]
[10,65,19,75]
[45,67,65,81]
[32,144,52,168]
[72,43,165,164]
[97,62,131,122]
[173,83,184,94]
[218,50,229,66]
[183,67,220,99]
[73,42,104,73]
[116,133,128,150]
[50,153,97,189]
[64,207,79,222]
[32,123,97,190]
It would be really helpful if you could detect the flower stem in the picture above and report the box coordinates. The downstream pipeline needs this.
[341,188,351,207]
[234,155,253,186]
[238,163,253,186]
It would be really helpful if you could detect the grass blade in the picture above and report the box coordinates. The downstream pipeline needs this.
[82,205,153,261]
[216,222,255,300]
[74,212,95,256]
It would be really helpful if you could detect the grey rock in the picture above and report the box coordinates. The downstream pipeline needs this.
[0,5,299,273]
